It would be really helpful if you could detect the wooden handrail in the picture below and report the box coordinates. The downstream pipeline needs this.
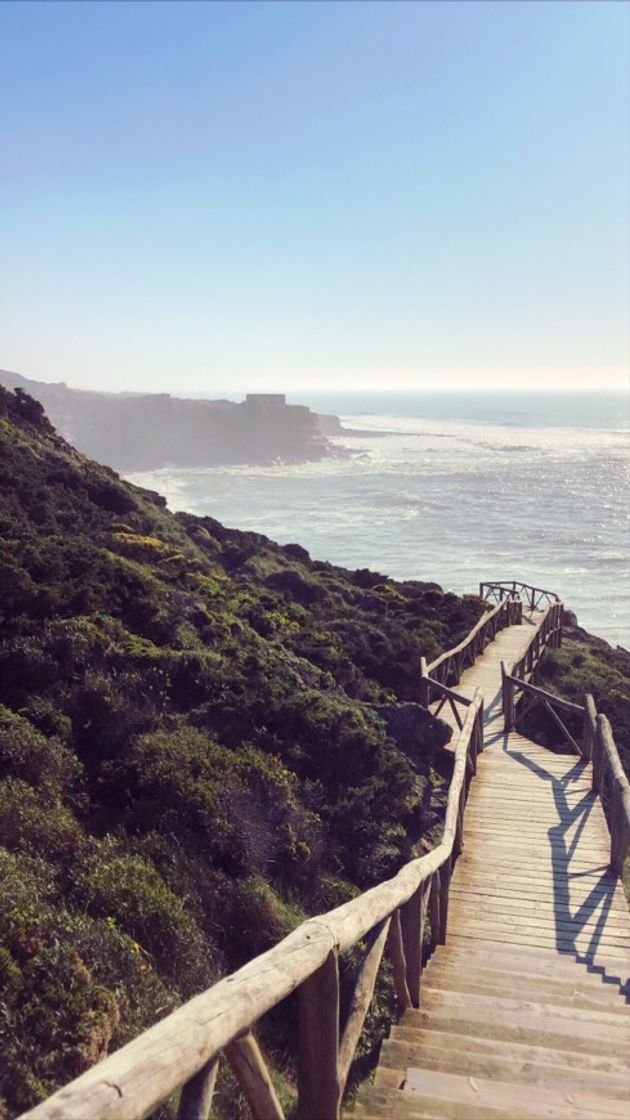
[420,597,522,703]
[499,612,629,876]
[20,697,484,1120]
[501,601,565,738]
[589,704,630,875]
[480,580,560,612]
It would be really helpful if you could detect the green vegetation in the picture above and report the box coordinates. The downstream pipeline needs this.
[0,386,483,1117]
[524,627,630,777]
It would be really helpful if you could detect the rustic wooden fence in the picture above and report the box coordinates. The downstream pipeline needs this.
[419,596,522,727]
[479,579,560,612]
[499,602,629,875]
[500,599,565,733]
[583,698,630,874]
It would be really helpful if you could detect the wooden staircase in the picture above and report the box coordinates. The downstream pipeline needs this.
[353,940,630,1118]
[351,593,630,1120]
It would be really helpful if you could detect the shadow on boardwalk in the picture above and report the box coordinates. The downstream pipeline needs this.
[485,725,629,1001]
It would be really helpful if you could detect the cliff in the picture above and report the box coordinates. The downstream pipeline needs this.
[0,385,482,1117]
[0,370,345,471]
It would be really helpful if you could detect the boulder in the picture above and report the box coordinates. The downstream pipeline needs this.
[373,701,452,764]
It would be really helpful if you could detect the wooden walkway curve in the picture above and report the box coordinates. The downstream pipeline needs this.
[353,608,630,1120]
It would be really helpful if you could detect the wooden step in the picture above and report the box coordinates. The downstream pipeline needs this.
[434,938,630,979]
[448,888,629,916]
[441,922,627,949]
[468,790,595,806]
[416,986,630,1032]
[448,882,629,913]
[447,898,630,935]
[462,831,610,852]
[443,922,623,949]
[462,811,606,829]
[379,1036,630,1099]
[400,1002,628,1055]
[424,961,630,1011]
[401,1067,630,1119]
[449,881,629,910]
[445,909,630,943]
[353,1084,527,1120]
[388,1024,630,1074]
[454,854,617,876]
[353,1087,525,1119]
[456,851,614,872]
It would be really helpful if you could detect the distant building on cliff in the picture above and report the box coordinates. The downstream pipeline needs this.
[243,393,287,411]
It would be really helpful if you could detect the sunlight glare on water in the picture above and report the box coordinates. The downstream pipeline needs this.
[127,395,630,648]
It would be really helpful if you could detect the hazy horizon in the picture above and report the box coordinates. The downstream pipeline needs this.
[5,363,629,400]
[1,0,628,395]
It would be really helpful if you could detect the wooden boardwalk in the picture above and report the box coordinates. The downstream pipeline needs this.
[353,611,630,1120]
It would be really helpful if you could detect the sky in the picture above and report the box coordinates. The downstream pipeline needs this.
[1,0,628,395]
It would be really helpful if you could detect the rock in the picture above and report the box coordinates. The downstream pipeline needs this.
[373,701,452,764]
[283,542,311,563]
[264,569,323,605]
[563,608,578,627]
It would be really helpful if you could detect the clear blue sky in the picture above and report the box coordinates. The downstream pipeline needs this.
[1,0,628,394]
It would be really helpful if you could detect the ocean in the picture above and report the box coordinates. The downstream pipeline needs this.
[127,391,630,648]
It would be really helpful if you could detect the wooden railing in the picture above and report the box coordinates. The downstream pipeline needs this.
[500,600,565,734]
[480,579,560,612]
[419,596,522,727]
[500,602,629,874]
[583,697,630,875]
[21,696,484,1120]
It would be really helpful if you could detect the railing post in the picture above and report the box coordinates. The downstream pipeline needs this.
[593,716,606,798]
[400,882,424,1008]
[419,656,430,708]
[437,859,451,944]
[454,786,465,857]
[297,950,340,1120]
[611,797,630,876]
[501,661,514,730]
[596,714,630,875]
[388,909,412,1014]
[177,1057,220,1120]
[583,694,596,762]
[428,871,441,952]
[226,1033,285,1120]
[337,918,391,1099]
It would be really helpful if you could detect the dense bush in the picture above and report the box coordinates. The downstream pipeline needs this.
[525,631,630,776]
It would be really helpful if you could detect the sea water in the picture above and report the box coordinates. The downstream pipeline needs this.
[127,391,630,648]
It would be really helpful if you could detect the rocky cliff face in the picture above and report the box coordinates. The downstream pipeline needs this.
[0,371,341,471]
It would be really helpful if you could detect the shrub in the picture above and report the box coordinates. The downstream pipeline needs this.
[72,848,213,993]
[0,707,81,794]
[227,876,304,964]
[0,780,83,860]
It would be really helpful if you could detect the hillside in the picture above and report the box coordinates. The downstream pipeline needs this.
[525,623,630,776]
[0,370,344,471]
[0,386,483,1118]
